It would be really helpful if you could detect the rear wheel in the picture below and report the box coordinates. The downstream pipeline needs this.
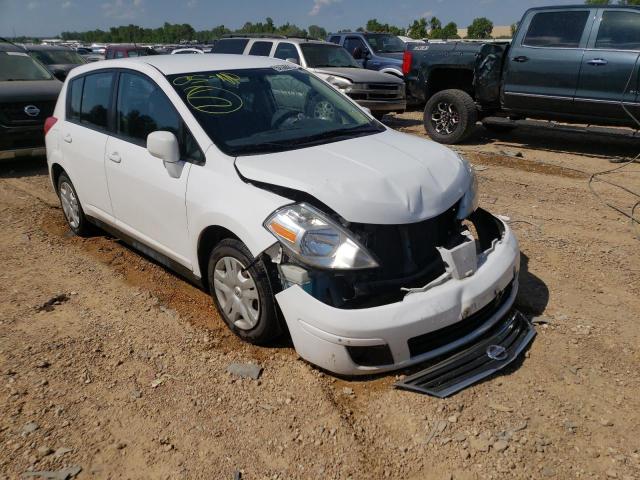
[208,239,281,345]
[424,89,477,144]
[57,173,91,236]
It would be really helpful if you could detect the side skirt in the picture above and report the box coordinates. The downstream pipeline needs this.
[87,216,206,291]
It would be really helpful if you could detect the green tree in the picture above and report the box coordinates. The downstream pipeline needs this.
[585,0,612,4]
[442,22,459,39]
[308,24,327,39]
[408,17,428,39]
[467,17,493,39]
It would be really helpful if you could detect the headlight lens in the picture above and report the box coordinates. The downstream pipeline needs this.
[264,203,379,270]
[457,155,479,219]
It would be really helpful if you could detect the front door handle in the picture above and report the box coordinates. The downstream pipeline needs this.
[108,152,121,163]
[587,58,608,66]
[513,56,529,63]
[63,134,72,143]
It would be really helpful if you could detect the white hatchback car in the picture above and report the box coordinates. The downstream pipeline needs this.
[45,55,522,377]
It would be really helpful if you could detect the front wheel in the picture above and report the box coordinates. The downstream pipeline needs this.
[423,89,478,144]
[207,239,281,345]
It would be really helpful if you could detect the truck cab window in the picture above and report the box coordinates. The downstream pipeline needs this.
[523,11,589,48]
[596,11,640,51]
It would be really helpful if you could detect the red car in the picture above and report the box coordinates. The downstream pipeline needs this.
[105,45,156,59]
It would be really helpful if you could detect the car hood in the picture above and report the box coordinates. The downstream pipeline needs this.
[0,79,62,103]
[310,67,404,84]
[235,129,470,224]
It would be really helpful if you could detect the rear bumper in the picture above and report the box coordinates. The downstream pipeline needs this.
[275,212,520,375]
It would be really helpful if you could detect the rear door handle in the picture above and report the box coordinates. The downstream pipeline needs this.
[513,56,529,63]
[108,152,121,163]
[63,134,72,143]
[587,58,608,66]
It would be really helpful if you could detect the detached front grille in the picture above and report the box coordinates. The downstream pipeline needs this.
[0,101,55,126]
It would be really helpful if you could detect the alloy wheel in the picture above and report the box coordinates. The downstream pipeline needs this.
[59,181,80,229]
[431,101,460,135]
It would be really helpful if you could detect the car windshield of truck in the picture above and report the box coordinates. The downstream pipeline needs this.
[168,67,383,156]
[364,34,405,53]
[0,52,53,81]
[31,49,85,65]
[301,44,360,68]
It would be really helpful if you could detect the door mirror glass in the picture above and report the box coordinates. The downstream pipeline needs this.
[147,131,180,163]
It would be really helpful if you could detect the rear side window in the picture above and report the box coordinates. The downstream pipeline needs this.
[116,72,179,146]
[212,39,249,54]
[248,41,273,56]
[80,72,114,129]
[523,11,589,48]
[596,10,640,51]
[273,43,300,63]
[67,76,84,121]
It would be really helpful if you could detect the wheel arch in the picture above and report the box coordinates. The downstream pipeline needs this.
[427,67,475,99]
[50,163,66,193]
[197,225,241,291]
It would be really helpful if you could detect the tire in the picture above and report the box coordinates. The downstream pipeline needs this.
[56,173,91,236]
[423,89,478,144]
[207,238,281,345]
[482,121,517,134]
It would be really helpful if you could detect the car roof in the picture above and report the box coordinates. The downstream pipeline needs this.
[219,37,326,46]
[68,53,296,76]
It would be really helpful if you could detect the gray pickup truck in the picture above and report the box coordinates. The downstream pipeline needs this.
[403,5,640,143]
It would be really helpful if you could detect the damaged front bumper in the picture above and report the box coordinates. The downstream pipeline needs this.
[274,210,520,376]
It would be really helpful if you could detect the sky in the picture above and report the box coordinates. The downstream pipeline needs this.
[0,0,581,37]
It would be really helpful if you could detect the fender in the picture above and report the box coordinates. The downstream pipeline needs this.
[379,67,404,78]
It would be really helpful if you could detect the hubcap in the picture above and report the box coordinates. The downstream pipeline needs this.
[213,257,260,331]
[59,181,80,229]
[313,100,335,121]
[431,101,460,135]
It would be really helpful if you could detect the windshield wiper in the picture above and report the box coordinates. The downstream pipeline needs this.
[288,124,382,145]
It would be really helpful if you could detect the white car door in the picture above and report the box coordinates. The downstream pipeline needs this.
[61,71,115,221]
[104,71,197,268]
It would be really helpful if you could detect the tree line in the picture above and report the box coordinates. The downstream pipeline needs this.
[52,15,504,45]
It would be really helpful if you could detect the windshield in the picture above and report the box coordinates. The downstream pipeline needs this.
[0,52,53,81]
[364,34,405,53]
[168,67,382,156]
[31,49,85,65]
[301,44,360,68]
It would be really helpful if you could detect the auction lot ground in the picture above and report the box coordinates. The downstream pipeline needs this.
[1,113,640,480]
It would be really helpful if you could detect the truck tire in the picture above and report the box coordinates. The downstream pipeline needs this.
[423,89,478,144]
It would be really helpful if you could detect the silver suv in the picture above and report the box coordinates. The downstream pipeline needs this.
[212,36,406,119]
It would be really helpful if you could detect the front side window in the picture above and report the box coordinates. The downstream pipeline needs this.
[115,51,125,59]
[212,39,249,54]
[116,72,180,145]
[273,43,300,63]
[168,67,382,156]
[343,37,367,57]
[523,11,589,48]
[80,72,114,129]
[68,76,84,121]
[248,41,273,57]
[364,34,405,54]
[0,51,53,81]
[596,10,640,51]
[301,44,359,68]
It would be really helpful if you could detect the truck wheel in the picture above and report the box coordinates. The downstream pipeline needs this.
[208,239,281,345]
[424,89,477,144]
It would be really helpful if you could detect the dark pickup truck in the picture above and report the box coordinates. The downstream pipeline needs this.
[403,5,640,144]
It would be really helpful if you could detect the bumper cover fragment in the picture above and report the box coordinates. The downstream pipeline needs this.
[394,310,535,398]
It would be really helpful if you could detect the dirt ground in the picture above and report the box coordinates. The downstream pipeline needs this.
[1,114,640,480]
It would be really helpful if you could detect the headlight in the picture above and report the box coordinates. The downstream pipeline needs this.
[326,75,353,92]
[456,155,479,220]
[264,203,379,270]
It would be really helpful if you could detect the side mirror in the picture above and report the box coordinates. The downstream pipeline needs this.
[147,131,182,178]
[285,57,300,65]
[362,107,372,116]
[52,69,67,81]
